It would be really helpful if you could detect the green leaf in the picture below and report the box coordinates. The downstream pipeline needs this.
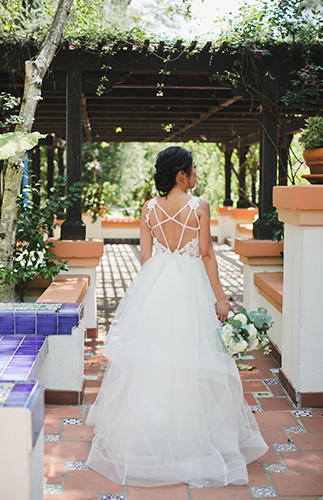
[0,131,47,160]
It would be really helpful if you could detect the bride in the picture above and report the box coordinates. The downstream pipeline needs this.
[86,146,268,487]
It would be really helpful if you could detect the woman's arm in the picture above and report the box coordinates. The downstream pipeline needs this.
[198,199,233,323]
[140,201,153,266]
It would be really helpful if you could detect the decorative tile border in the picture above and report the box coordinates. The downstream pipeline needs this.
[188,479,211,488]
[284,426,304,434]
[0,302,62,310]
[84,352,95,357]
[44,434,60,442]
[85,375,98,380]
[240,354,255,360]
[67,461,89,470]
[269,368,279,374]
[43,483,62,494]
[251,486,278,498]
[0,302,84,336]
[255,392,272,398]
[264,463,287,473]
[293,410,313,417]
[273,443,297,452]
[63,418,82,425]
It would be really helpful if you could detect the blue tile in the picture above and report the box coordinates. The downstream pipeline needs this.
[0,311,14,335]
[26,382,45,447]
[36,311,58,335]
[15,308,37,335]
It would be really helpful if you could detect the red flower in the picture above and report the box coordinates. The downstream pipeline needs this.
[304,82,308,86]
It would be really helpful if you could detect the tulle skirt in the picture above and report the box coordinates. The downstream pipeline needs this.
[86,253,268,487]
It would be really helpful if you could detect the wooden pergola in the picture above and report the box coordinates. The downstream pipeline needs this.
[1,40,323,239]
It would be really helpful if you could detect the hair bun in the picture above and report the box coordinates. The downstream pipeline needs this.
[154,147,193,197]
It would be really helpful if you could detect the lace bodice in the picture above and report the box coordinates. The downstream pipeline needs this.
[146,197,200,258]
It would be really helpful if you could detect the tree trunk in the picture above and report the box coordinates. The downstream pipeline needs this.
[0,0,74,301]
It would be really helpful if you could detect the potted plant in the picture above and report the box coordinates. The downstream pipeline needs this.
[299,116,323,177]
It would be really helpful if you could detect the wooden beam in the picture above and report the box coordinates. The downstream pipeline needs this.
[222,116,305,151]
[162,96,243,142]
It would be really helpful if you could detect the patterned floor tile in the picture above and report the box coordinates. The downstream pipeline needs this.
[255,392,273,398]
[102,496,125,500]
[264,379,281,385]
[264,463,287,473]
[44,434,60,442]
[285,426,305,434]
[188,479,212,488]
[85,375,98,380]
[43,483,62,494]
[269,368,279,374]
[273,443,297,451]
[293,410,313,417]
[67,461,89,470]
[84,352,95,357]
[245,405,262,412]
[63,418,82,425]
[241,354,255,360]
[250,486,278,497]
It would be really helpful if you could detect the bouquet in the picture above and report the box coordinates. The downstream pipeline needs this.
[221,307,273,356]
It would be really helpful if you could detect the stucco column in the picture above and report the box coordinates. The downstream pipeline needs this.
[274,185,323,407]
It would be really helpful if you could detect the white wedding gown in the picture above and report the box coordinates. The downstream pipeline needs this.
[86,196,268,487]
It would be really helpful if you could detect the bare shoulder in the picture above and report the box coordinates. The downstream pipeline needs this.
[197,198,210,217]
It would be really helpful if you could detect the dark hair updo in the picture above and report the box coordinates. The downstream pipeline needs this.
[154,146,193,197]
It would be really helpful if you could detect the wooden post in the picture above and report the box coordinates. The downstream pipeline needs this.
[223,150,233,207]
[253,75,282,239]
[237,146,250,208]
[58,146,66,219]
[278,134,292,186]
[0,160,3,207]
[61,71,86,240]
[31,144,40,206]
[58,147,65,178]
[47,135,54,200]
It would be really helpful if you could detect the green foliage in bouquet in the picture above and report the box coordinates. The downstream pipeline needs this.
[221,307,273,356]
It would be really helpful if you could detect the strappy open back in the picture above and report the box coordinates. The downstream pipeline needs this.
[146,196,200,257]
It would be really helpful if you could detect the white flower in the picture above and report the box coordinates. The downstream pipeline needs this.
[248,337,259,350]
[248,324,258,338]
[234,313,248,325]
[147,197,157,210]
[231,339,248,355]
[188,197,199,210]
[222,323,234,337]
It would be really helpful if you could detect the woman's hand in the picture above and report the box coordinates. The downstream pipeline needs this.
[216,298,234,323]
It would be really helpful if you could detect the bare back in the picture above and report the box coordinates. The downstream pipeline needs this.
[146,195,200,253]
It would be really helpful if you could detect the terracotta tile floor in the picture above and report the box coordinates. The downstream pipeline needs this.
[44,243,323,499]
